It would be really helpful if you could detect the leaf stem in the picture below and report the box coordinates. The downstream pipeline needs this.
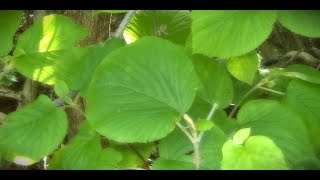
[175,122,194,143]
[153,10,158,36]
[227,76,271,119]
[197,103,218,142]
[258,86,285,95]
[178,114,201,170]
[183,114,196,133]
[114,10,137,38]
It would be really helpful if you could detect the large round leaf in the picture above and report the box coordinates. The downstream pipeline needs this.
[124,10,191,45]
[283,80,320,158]
[278,10,320,38]
[191,10,276,58]
[192,55,233,109]
[222,134,289,170]
[237,100,319,169]
[0,10,23,56]
[0,95,67,165]
[86,36,198,143]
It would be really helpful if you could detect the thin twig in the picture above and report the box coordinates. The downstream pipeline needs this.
[258,87,285,96]
[283,50,301,67]
[127,144,150,170]
[152,10,158,36]
[228,76,271,119]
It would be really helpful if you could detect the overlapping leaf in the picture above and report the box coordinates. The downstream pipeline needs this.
[278,10,320,38]
[191,10,276,58]
[0,10,23,56]
[124,10,191,45]
[0,95,68,165]
[49,122,122,170]
[222,134,289,170]
[236,100,319,169]
[283,80,320,159]
[192,55,233,109]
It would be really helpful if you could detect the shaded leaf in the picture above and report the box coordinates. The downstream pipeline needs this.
[278,10,320,38]
[192,55,233,109]
[124,10,191,45]
[0,10,23,56]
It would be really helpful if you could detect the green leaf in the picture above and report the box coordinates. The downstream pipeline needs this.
[159,128,193,161]
[152,157,195,170]
[278,10,320,38]
[196,119,214,132]
[14,14,87,56]
[54,80,69,97]
[222,135,289,170]
[61,122,122,170]
[232,128,251,145]
[0,10,23,56]
[191,10,276,58]
[124,10,191,45]
[113,143,153,169]
[12,14,123,92]
[227,51,260,85]
[237,100,318,169]
[47,147,66,170]
[187,95,212,121]
[199,126,228,169]
[273,64,320,85]
[192,55,233,109]
[86,36,197,143]
[0,95,68,165]
[15,38,125,91]
[231,74,264,104]
[283,80,320,158]
[212,110,238,137]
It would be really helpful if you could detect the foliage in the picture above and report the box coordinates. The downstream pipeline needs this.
[0,10,320,170]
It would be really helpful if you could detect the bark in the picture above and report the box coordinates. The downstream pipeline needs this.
[61,10,124,141]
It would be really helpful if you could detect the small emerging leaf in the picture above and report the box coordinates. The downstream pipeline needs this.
[196,119,214,132]
[227,51,260,85]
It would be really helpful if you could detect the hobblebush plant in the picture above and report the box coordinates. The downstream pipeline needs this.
[0,10,320,170]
